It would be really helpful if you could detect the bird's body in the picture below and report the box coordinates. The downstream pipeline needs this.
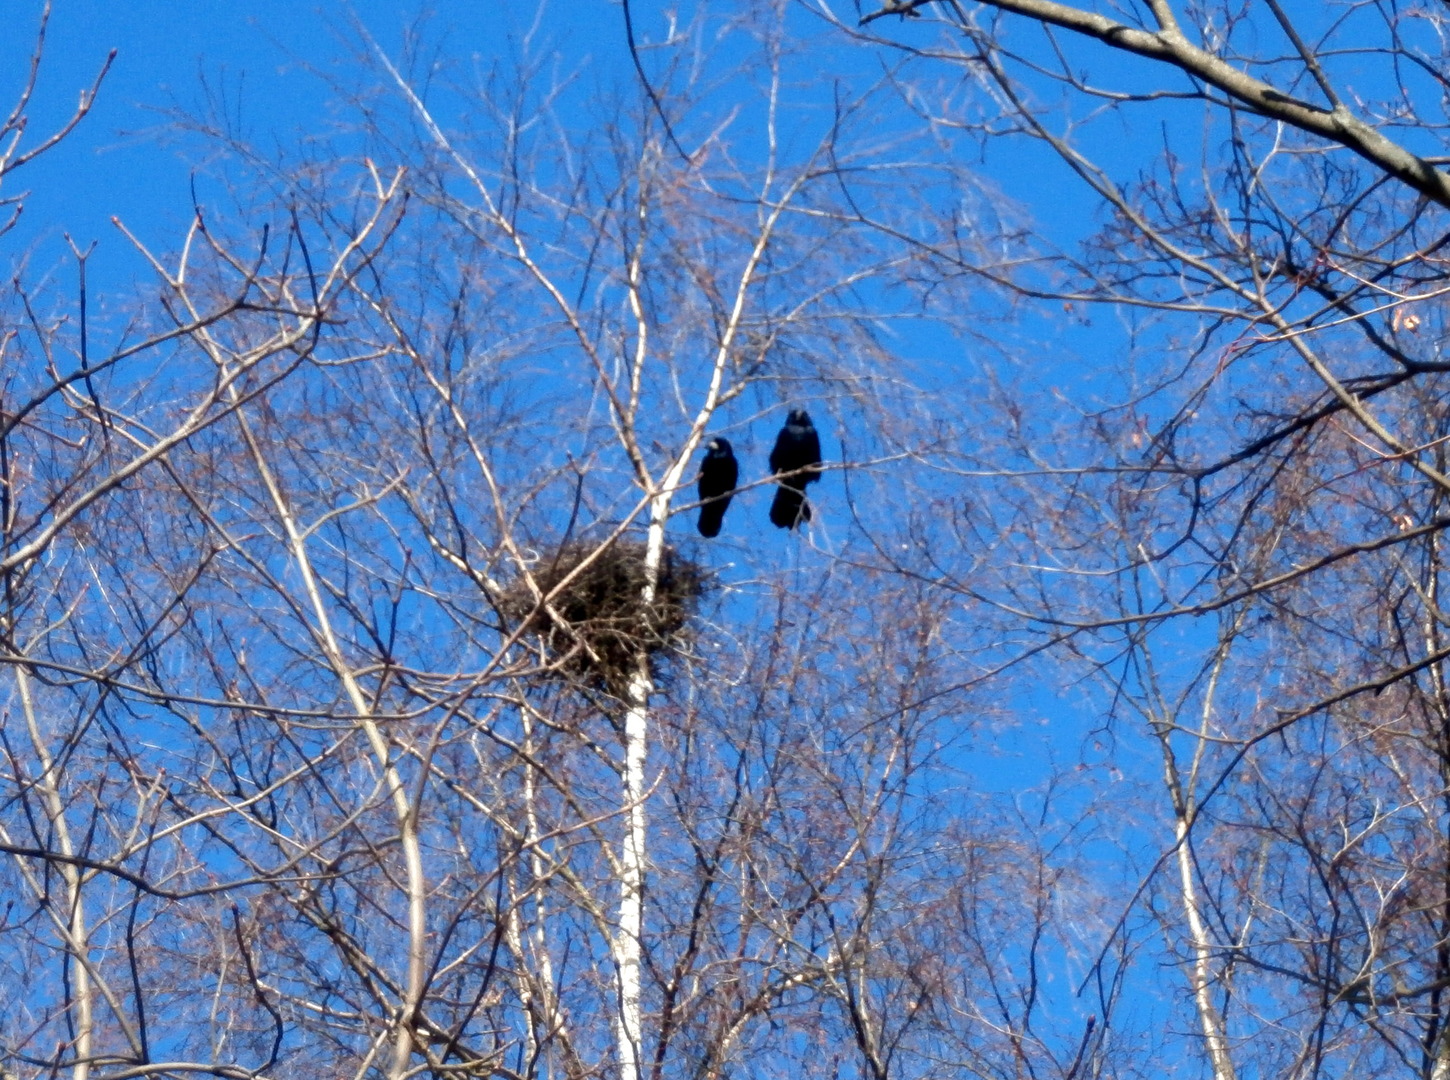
[696,437,739,538]
[768,408,822,529]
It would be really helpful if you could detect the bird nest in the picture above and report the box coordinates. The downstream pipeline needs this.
[501,539,708,691]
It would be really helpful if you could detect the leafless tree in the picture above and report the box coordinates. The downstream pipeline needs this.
[813,0,1450,1076]
[0,6,1019,1080]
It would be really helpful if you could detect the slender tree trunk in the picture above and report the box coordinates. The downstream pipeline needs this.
[615,503,667,1080]
[1174,813,1237,1080]
[17,666,93,1080]
[1433,1026,1450,1080]
[1149,641,1238,1080]
[232,394,428,1080]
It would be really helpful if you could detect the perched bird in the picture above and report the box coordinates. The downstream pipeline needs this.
[768,408,822,529]
[696,437,739,538]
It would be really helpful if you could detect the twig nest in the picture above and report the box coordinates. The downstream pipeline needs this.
[501,538,708,690]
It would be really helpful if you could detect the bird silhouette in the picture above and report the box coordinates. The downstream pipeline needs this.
[696,437,739,538]
[768,408,822,529]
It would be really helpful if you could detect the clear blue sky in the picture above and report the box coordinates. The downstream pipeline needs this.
[3,1,1289,1069]
[5,1,1112,296]
[2,0,1135,798]
[5,2,632,288]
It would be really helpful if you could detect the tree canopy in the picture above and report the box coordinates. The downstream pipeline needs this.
[3,1,1450,1078]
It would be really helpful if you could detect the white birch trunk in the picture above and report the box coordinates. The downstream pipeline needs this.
[614,505,667,1080]
[232,395,428,1080]
[17,666,93,1080]
[1175,813,1237,1080]
[1433,1035,1450,1080]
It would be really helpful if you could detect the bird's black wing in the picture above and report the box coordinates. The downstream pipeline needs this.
[797,423,822,485]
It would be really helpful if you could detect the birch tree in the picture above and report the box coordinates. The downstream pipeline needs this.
[0,6,1009,1080]
[816,0,1450,1075]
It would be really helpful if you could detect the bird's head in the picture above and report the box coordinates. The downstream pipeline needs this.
[787,408,812,426]
[708,437,732,453]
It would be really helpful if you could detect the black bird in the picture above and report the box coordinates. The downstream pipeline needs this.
[768,408,822,529]
[696,437,739,538]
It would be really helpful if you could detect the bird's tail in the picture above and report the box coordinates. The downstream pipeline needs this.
[769,486,811,529]
[698,503,726,537]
